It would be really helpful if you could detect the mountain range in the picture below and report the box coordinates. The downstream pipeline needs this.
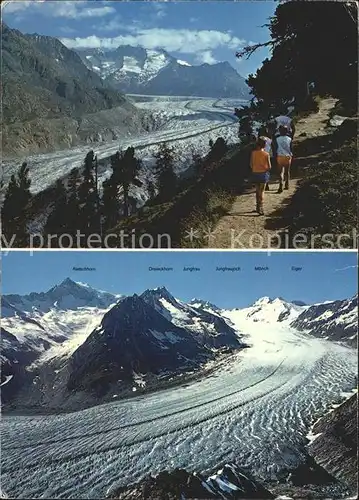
[2,23,145,155]
[77,45,250,99]
[1,280,357,412]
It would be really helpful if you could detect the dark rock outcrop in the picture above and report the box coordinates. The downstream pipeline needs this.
[140,287,243,349]
[67,294,213,394]
[107,465,274,499]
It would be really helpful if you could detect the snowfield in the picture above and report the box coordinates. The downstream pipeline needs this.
[2,97,245,202]
[1,318,357,499]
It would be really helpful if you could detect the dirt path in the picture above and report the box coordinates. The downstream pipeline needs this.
[209,98,338,249]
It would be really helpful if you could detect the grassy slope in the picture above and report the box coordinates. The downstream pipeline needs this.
[106,145,253,248]
[281,119,357,248]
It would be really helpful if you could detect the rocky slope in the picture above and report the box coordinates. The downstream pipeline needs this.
[140,287,241,349]
[2,24,145,155]
[290,295,358,347]
[106,464,274,499]
[67,293,214,394]
[66,288,244,396]
[78,45,250,98]
[308,393,357,492]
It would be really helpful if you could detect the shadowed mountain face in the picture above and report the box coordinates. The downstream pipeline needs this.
[1,279,120,402]
[2,283,245,409]
[67,293,219,394]
[78,45,250,98]
[0,328,39,403]
[140,287,243,349]
[2,24,144,154]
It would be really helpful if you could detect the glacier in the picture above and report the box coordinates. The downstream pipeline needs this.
[2,97,245,201]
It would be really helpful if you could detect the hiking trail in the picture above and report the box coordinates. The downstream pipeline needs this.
[209,98,338,249]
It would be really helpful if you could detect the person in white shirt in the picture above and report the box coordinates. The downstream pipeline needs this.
[273,114,295,139]
[275,126,293,193]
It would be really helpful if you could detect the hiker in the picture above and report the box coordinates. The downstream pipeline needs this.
[275,125,293,193]
[274,113,295,139]
[258,126,272,191]
[250,136,271,215]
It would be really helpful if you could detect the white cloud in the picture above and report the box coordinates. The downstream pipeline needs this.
[2,1,36,14]
[2,1,116,19]
[60,28,247,55]
[196,50,218,65]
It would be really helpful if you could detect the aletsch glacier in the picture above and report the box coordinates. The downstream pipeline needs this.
[2,96,244,201]
[1,282,357,499]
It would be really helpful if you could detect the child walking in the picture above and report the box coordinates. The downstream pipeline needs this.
[250,136,271,215]
[258,126,272,191]
[275,126,293,193]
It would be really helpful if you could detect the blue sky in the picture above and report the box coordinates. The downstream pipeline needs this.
[2,251,357,308]
[2,0,277,77]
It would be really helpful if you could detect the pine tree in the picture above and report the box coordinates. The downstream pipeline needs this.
[65,167,81,237]
[237,115,255,146]
[191,151,204,176]
[44,179,68,237]
[237,2,358,112]
[102,176,120,230]
[111,147,142,217]
[208,137,228,162]
[154,142,177,201]
[78,151,98,235]
[1,162,32,246]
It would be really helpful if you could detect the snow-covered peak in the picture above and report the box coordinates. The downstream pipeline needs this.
[49,277,84,294]
[141,286,178,304]
[4,279,119,314]
[251,296,273,307]
[189,298,221,314]
[227,296,307,325]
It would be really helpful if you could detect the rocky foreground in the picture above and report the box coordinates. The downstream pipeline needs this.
[107,465,274,499]
[308,393,357,491]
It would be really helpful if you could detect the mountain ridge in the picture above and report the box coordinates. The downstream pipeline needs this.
[1,282,356,412]
[2,23,145,155]
[76,45,250,98]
